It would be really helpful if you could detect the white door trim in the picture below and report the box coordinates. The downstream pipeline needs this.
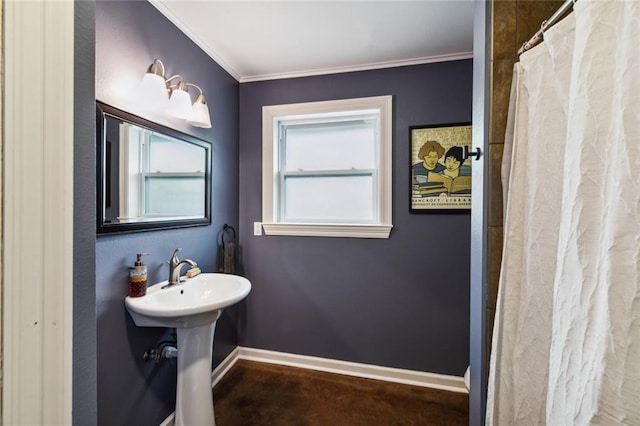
[3,1,74,424]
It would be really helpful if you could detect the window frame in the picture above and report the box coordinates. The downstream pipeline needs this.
[262,95,393,238]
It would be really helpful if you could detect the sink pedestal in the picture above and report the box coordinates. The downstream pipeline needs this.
[174,319,219,426]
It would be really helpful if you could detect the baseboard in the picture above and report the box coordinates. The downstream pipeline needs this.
[237,347,468,394]
[211,346,241,387]
[160,346,467,425]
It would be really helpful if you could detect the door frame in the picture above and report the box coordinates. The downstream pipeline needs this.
[3,1,74,423]
[470,1,490,424]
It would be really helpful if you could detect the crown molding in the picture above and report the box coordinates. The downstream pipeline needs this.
[148,0,243,82]
[240,52,474,83]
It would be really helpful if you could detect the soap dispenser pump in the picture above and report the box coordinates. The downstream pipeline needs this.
[129,253,149,298]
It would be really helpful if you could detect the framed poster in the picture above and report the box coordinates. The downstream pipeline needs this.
[410,123,472,211]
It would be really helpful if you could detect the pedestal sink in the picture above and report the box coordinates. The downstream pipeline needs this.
[125,273,251,426]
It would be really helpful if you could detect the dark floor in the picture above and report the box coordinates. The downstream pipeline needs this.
[213,360,469,425]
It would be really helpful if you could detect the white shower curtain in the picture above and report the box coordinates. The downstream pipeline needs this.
[487,1,640,425]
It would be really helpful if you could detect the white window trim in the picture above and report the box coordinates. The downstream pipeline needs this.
[262,96,393,238]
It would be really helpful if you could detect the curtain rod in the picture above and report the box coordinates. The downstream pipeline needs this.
[517,0,576,55]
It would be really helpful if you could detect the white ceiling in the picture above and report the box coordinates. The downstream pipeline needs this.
[150,1,475,82]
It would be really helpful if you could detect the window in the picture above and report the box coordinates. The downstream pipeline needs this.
[262,96,393,238]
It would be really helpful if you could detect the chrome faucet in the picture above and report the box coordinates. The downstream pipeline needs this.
[166,248,198,287]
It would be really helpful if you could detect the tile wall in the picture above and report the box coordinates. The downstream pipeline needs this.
[487,0,566,355]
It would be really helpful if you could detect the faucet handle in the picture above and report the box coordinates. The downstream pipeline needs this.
[170,248,182,264]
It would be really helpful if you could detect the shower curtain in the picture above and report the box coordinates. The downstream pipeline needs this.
[487,1,640,425]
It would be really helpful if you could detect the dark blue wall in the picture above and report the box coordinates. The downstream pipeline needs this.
[238,62,472,375]
[95,2,239,425]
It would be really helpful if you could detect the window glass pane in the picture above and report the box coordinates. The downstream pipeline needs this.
[145,177,205,216]
[148,134,206,173]
[283,175,374,222]
[283,122,376,171]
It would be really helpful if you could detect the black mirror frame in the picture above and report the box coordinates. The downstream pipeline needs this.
[96,101,212,235]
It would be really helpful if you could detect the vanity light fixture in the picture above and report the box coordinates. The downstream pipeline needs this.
[141,58,212,129]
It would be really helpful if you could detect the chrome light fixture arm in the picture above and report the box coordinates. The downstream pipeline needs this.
[146,58,166,79]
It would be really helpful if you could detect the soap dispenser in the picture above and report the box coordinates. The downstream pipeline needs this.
[129,253,149,297]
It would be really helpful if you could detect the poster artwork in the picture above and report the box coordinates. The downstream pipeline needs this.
[410,123,472,211]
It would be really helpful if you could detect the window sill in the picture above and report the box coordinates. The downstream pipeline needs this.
[262,223,392,239]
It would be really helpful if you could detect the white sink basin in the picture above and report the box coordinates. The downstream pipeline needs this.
[125,272,251,328]
[125,272,251,426]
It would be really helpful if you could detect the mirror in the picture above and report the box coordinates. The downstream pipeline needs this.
[97,101,211,234]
